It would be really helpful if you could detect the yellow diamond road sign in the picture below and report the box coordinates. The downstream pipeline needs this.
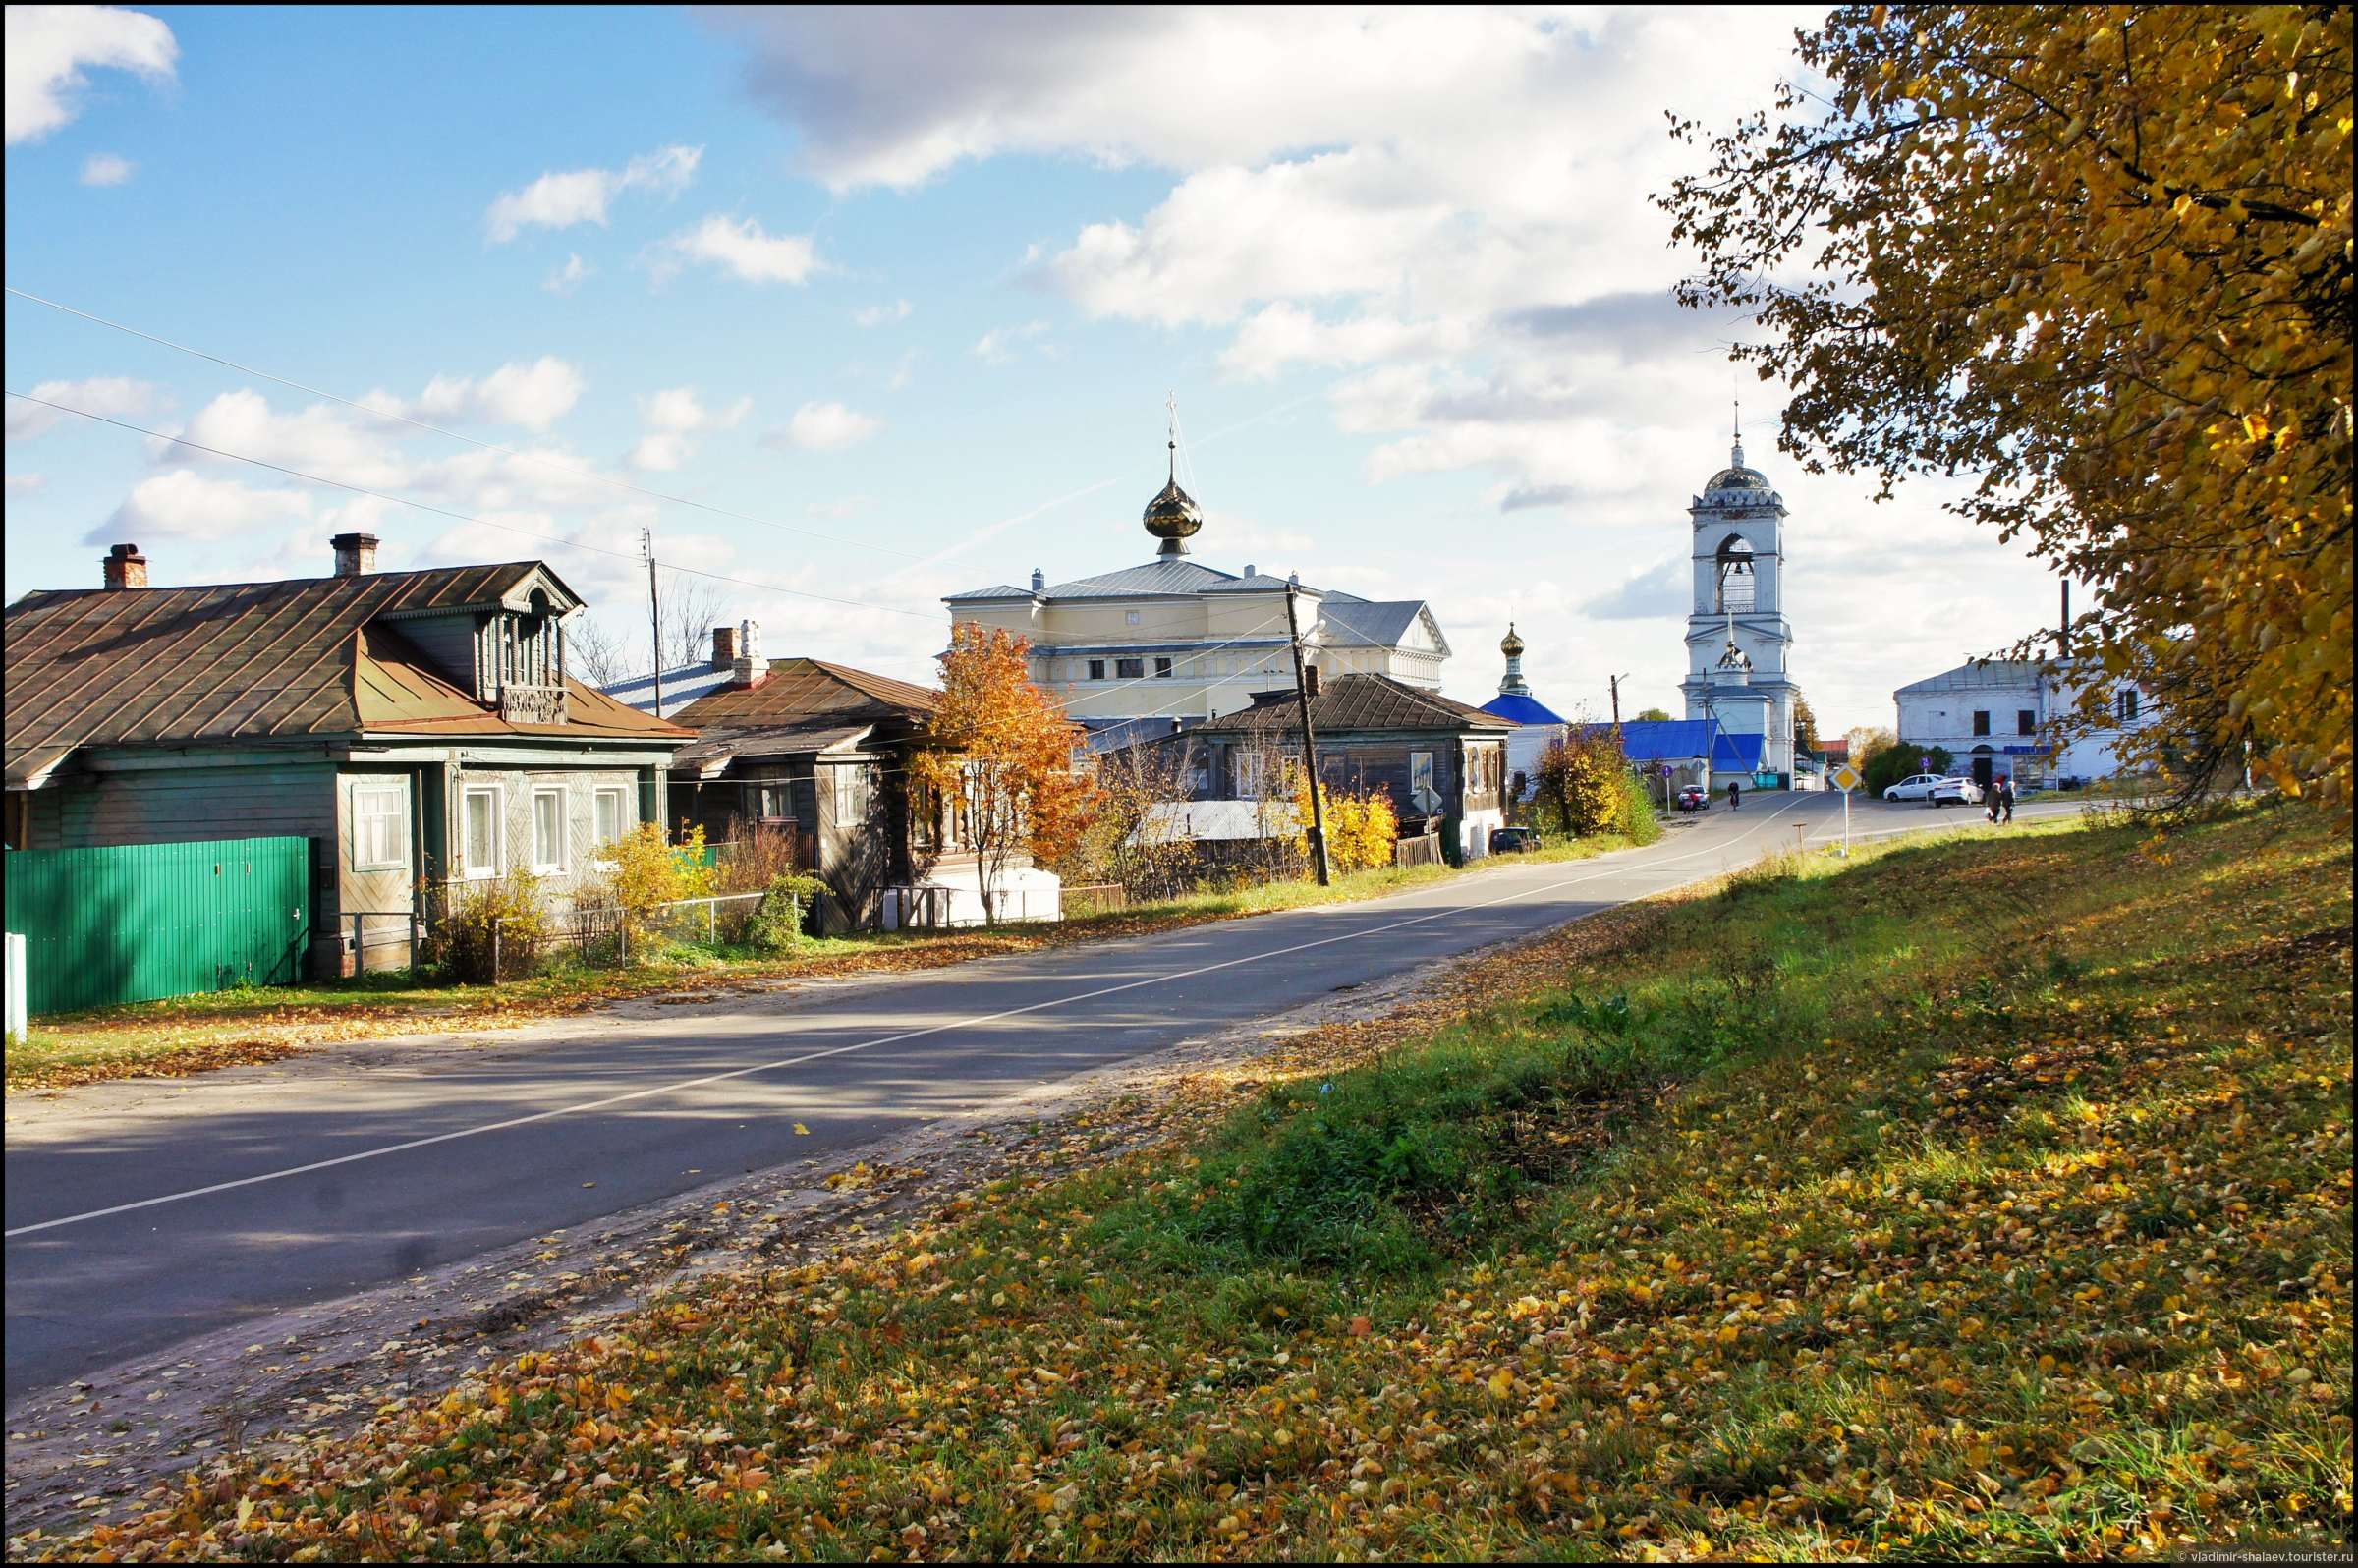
[1830,764,1862,793]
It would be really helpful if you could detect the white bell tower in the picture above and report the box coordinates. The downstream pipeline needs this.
[1679,420,1796,776]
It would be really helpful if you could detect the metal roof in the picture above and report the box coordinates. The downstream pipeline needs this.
[4,564,682,784]
[1193,673,1510,737]
[1480,691,1568,726]
[664,657,937,727]
[1894,659,2044,697]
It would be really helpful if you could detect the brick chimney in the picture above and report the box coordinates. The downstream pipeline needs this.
[710,624,737,670]
[331,532,378,577]
[101,543,148,590]
[730,618,769,689]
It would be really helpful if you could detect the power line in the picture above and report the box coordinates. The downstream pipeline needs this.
[2,389,937,620]
[5,285,929,560]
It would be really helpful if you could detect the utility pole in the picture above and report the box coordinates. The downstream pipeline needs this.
[1608,673,1629,727]
[644,529,664,721]
[1283,581,1330,886]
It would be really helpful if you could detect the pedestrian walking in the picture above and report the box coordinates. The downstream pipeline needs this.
[1985,780,2000,824]
[1728,778,1742,810]
[2000,775,2016,823]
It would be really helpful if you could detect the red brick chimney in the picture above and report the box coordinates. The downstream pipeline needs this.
[710,624,738,670]
[101,543,148,590]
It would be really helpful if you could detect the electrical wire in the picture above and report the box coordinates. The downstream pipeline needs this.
[3,389,936,620]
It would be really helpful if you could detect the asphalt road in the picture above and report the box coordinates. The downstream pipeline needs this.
[3,788,2084,1399]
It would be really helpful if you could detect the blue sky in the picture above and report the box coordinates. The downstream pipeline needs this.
[4,5,2059,734]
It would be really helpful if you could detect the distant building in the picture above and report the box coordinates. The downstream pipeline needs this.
[1680,430,1799,777]
[945,454,1448,728]
[1478,624,1566,800]
[1894,659,2152,787]
[1187,673,1511,864]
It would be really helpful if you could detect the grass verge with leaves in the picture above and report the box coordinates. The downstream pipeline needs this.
[49,805,2350,1561]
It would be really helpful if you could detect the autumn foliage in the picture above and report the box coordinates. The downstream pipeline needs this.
[1290,775,1400,874]
[911,624,1093,924]
[1663,5,2352,818]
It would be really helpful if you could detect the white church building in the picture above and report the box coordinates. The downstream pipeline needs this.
[1679,432,1799,779]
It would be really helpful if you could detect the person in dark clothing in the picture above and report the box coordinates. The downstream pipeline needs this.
[1728,779,1742,810]
[1986,780,2001,823]
[1999,776,2016,822]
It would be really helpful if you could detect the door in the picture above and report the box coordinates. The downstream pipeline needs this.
[1972,753,1994,789]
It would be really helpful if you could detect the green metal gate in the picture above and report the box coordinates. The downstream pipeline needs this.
[2,837,310,1016]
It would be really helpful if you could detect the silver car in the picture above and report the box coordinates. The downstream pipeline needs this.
[1885,773,1983,806]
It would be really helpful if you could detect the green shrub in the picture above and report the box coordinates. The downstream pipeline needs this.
[743,873,830,955]
[432,867,551,982]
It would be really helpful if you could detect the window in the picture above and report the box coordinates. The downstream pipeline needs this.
[1235,752,1266,799]
[758,785,794,822]
[1088,659,1105,681]
[1972,710,1992,736]
[2017,709,2037,736]
[532,788,565,872]
[352,782,406,869]
[1115,657,1145,680]
[2117,687,2140,722]
[1409,751,1439,815]
[830,766,870,824]
[594,788,628,852]
[462,787,500,878]
[1153,656,1172,679]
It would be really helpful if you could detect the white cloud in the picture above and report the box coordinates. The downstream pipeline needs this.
[6,375,160,442]
[972,321,1046,364]
[6,472,48,499]
[761,401,883,453]
[650,213,823,286]
[79,150,134,185]
[1582,556,1687,621]
[91,469,312,543]
[5,4,176,145]
[483,143,701,243]
[402,356,586,432]
[628,386,750,471]
[541,253,594,294]
[853,298,912,326]
[169,389,409,488]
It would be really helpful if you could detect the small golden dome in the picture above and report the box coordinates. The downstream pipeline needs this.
[1143,475,1203,555]
[1500,622,1525,657]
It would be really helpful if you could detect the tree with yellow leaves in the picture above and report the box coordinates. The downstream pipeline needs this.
[1291,774,1400,874]
[911,624,1094,926]
[1662,5,2351,818]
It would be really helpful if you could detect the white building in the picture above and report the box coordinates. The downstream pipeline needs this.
[1679,433,1798,777]
[945,461,1448,725]
[1894,660,2154,786]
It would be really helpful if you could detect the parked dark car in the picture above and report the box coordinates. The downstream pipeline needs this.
[1675,785,1709,812]
[1489,826,1544,854]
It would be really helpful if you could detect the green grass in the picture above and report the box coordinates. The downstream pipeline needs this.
[78,800,2352,1562]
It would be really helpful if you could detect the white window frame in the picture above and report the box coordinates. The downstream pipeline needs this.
[593,787,630,861]
[460,785,502,880]
[530,786,567,874]
[351,780,408,871]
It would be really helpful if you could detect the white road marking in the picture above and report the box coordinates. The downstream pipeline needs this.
[5,798,2054,1238]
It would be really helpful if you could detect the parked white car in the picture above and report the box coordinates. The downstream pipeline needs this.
[1885,773,1984,806]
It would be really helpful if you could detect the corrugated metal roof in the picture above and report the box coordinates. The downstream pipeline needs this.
[1195,673,1510,736]
[664,657,937,728]
[1317,599,1431,649]
[4,564,685,782]
[673,723,877,776]
[1583,719,1717,761]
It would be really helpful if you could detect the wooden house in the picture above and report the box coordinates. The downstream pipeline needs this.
[1186,673,1512,863]
[621,627,937,930]
[3,536,692,973]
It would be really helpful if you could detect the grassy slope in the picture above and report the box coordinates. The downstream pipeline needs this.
[66,807,2350,1562]
[6,828,1654,1092]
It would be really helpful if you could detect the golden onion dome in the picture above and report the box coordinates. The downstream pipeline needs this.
[1143,474,1203,555]
[1500,623,1526,657]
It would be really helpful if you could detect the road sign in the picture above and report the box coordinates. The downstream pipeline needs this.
[1658,764,1672,778]
[1830,763,1862,792]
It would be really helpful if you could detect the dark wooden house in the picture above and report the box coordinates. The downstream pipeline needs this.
[3,536,692,973]
[1187,673,1512,863]
[620,627,939,930]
